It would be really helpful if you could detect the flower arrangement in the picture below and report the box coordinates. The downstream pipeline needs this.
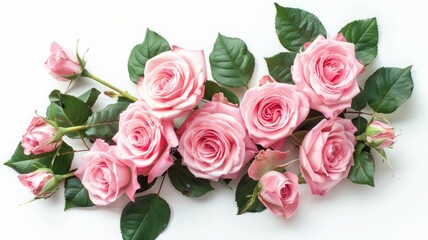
[4,3,413,240]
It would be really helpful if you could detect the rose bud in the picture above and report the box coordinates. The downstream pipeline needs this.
[366,121,396,149]
[45,41,84,82]
[258,171,299,219]
[18,169,59,199]
[21,117,60,155]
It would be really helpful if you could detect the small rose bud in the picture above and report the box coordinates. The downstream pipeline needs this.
[18,169,59,199]
[21,117,61,155]
[366,121,396,149]
[258,171,299,219]
[45,42,84,82]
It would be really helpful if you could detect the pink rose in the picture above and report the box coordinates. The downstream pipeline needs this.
[300,118,357,196]
[113,100,178,183]
[292,34,364,119]
[18,169,58,199]
[137,46,207,120]
[21,117,60,155]
[259,171,299,219]
[75,139,140,206]
[248,149,289,181]
[240,82,309,148]
[366,121,396,149]
[177,101,257,181]
[45,42,83,82]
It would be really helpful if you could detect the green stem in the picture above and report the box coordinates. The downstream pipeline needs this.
[60,125,88,134]
[157,175,167,195]
[81,69,137,102]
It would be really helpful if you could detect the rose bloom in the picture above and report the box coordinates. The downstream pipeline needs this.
[259,171,299,219]
[21,117,60,155]
[137,46,207,120]
[177,101,257,181]
[18,169,57,198]
[241,81,309,148]
[248,149,289,181]
[75,139,140,206]
[292,34,364,119]
[45,42,83,82]
[300,118,357,196]
[113,100,178,183]
[366,121,396,149]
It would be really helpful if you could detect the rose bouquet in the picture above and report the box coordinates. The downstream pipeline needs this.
[4,3,413,240]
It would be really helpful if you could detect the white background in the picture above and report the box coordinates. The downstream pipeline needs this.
[0,0,426,239]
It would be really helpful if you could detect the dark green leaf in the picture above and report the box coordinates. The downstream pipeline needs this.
[121,194,170,240]
[64,176,94,210]
[352,117,368,136]
[51,142,74,174]
[78,88,101,108]
[265,52,296,84]
[339,18,378,66]
[351,87,368,111]
[235,173,266,214]
[209,33,255,87]
[85,101,130,143]
[203,80,240,104]
[168,161,213,198]
[364,66,414,114]
[4,142,74,174]
[348,143,375,186]
[296,110,325,131]
[136,175,157,193]
[128,29,171,84]
[275,3,326,52]
[47,91,93,138]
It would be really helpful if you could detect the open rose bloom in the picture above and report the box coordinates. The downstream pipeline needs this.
[113,100,178,182]
[137,46,207,120]
[177,100,257,181]
[241,81,309,149]
[300,118,357,196]
[292,34,364,119]
[75,140,140,206]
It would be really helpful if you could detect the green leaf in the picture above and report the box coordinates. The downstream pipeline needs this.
[168,160,213,198]
[348,143,375,186]
[47,91,93,138]
[209,33,255,87]
[203,80,240,104]
[78,88,101,108]
[298,172,306,184]
[85,101,130,143]
[121,194,170,240]
[296,110,325,131]
[235,173,266,214]
[136,175,157,193]
[5,142,74,174]
[364,66,414,114]
[274,3,326,52]
[265,52,296,84]
[351,87,368,111]
[128,29,171,84]
[64,176,94,210]
[339,18,378,66]
[352,117,368,136]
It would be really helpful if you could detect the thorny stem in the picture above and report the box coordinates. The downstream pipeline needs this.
[81,70,137,102]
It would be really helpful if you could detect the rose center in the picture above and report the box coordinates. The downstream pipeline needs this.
[323,59,344,83]
[280,184,291,200]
